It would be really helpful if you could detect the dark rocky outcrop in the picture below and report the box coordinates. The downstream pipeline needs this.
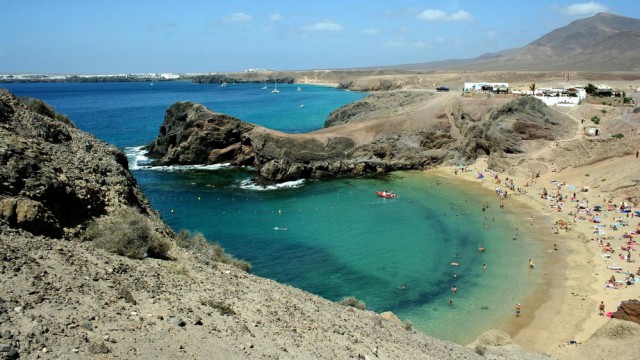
[454,96,574,170]
[612,299,640,325]
[147,95,574,183]
[146,102,257,166]
[147,101,458,183]
[0,89,158,238]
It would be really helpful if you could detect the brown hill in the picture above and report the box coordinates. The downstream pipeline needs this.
[398,13,640,71]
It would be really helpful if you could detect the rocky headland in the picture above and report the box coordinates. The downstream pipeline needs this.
[146,91,574,183]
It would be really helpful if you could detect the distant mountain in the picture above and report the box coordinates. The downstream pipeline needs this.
[398,13,640,71]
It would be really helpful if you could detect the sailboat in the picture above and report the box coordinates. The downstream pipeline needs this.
[261,79,268,90]
[271,78,280,94]
[297,86,301,92]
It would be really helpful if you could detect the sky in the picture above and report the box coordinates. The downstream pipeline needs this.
[1,0,639,74]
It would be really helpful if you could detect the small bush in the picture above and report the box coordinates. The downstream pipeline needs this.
[85,207,171,259]
[590,116,600,125]
[338,296,367,310]
[612,133,624,139]
[171,262,191,277]
[201,299,236,316]
[475,345,487,356]
[175,230,251,271]
[601,109,607,114]
[403,320,414,331]
[21,97,75,126]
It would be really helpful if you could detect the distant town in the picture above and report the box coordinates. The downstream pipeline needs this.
[0,68,272,82]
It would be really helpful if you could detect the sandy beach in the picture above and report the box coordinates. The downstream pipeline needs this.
[428,149,640,358]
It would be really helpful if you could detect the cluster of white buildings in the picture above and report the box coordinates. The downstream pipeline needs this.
[0,73,182,81]
[463,82,589,107]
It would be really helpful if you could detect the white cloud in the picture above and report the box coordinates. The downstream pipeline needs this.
[435,37,445,43]
[221,12,253,24]
[448,10,473,21]
[485,30,498,38]
[362,28,381,35]
[303,21,343,32]
[269,13,282,21]
[418,9,473,21]
[557,2,609,16]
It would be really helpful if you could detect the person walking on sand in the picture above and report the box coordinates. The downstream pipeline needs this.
[599,301,605,316]
[515,303,521,317]
[528,259,535,270]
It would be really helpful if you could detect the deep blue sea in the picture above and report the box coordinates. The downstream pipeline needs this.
[2,81,547,344]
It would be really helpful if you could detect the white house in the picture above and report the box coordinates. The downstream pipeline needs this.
[463,82,509,93]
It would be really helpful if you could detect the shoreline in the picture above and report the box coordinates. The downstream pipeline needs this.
[426,154,639,356]
[426,165,566,348]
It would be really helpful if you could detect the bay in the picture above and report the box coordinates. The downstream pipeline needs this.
[1,81,545,344]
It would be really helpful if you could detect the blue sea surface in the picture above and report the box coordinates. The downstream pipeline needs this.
[2,81,546,344]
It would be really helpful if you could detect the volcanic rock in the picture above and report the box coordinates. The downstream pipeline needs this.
[611,299,640,324]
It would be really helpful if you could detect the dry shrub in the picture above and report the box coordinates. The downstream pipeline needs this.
[175,230,251,272]
[86,207,171,259]
[338,296,367,310]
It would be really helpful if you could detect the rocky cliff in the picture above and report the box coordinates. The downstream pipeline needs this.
[0,90,161,239]
[148,93,574,183]
[147,100,456,183]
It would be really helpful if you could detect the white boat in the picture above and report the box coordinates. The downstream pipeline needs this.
[221,82,227,87]
[297,86,301,91]
[271,79,279,94]
[261,80,267,90]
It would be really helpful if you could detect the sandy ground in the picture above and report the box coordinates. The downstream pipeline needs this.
[426,139,640,357]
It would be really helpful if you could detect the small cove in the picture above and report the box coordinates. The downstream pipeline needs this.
[2,81,549,344]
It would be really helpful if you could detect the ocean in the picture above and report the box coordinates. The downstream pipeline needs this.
[2,81,547,344]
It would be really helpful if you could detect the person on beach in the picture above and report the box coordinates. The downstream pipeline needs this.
[451,285,457,295]
[529,259,535,270]
[483,263,487,270]
[599,301,605,316]
[515,303,521,317]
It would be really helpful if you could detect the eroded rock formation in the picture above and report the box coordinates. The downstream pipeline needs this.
[0,90,158,238]
[147,94,575,183]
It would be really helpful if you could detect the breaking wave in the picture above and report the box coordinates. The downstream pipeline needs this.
[124,146,231,171]
[237,178,306,191]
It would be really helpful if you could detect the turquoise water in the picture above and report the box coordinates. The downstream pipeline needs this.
[1,82,546,344]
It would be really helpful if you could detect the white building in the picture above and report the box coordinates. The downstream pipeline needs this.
[463,82,509,93]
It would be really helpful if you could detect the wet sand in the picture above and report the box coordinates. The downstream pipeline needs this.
[424,156,632,356]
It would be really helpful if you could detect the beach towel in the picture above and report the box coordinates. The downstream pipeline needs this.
[607,265,623,270]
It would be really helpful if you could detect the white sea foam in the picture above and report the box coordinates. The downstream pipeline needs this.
[124,146,231,171]
[146,163,232,172]
[238,178,305,191]
[124,146,151,170]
